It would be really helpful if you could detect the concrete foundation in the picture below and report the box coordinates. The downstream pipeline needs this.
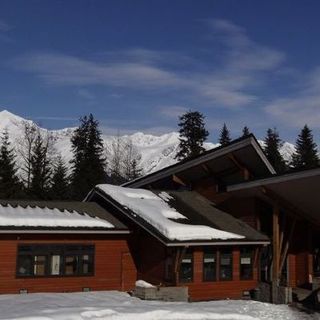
[133,285,189,302]
[254,282,292,304]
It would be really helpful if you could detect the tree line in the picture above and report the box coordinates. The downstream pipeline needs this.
[175,111,319,173]
[0,111,319,201]
[0,114,143,201]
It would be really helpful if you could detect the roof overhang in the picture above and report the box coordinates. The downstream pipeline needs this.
[0,229,130,234]
[123,135,276,188]
[227,167,320,224]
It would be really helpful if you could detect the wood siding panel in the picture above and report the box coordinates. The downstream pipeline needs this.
[180,247,259,301]
[0,234,137,294]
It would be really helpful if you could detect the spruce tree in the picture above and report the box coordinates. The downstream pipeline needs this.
[50,156,70,200]
[175,111,209,160]
[242,126,250,137]
[70,114,106,199]
[29,133,51,199]
[291,125,319,169]
[264,128,287,173]
[219,123,231,146]
[0,130,22,198]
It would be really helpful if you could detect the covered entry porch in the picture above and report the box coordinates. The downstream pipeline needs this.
[227,167,320,303]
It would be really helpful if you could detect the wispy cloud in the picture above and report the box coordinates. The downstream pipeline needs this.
[12,52,187,89]
[0,19,14,42]
[159,105,189,119]
[31,115,78,121]
[10,19,286,110]
[0,19,11,32]
[265,67,320,128]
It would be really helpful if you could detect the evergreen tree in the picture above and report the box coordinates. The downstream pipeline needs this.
[29,133,51,199]
[49,156,70,200]
[0,130,22,198]
[219,123,231,146]
[264,128,287,173]
[291,125,319,169]
[175,111,209,160]
[242,126,250,138]
[70,114,106,199]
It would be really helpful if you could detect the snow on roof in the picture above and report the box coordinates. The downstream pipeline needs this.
[0,204,114,229]
[96,184,244,241]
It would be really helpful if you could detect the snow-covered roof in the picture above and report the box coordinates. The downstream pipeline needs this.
[0,203,115,230]
[96,184,244,241]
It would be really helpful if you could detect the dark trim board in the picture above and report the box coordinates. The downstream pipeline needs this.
[228,166,320,192]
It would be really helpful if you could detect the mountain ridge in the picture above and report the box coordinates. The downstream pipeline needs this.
[0,110,296,175]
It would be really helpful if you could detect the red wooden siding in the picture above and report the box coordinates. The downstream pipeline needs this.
[0,234,137,294]
[180,247,259,301]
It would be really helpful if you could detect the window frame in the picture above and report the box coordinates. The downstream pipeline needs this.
[240,247,254,281]
[203,249,217,282]
[219,248,233,281]
[16,244,95,278]
[179,250,193,283]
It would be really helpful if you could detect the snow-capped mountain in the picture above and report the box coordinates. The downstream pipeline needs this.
[0,110,295,175]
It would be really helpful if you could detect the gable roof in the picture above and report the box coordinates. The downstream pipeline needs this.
[227,166,320,225]
[123,134,275,189]
[0,200,128,233]
[90,184,269,246]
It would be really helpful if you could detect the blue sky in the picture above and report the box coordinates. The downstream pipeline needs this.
[1,0,320,142]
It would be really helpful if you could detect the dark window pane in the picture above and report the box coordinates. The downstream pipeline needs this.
[17,245,94,277]
[34,255,46,276]
[64,256,79,275]
[17,255,33,276]
[240,247,254,280]
[203,251,216,281]
[81,254,93,275]
[220,250,233,281]
[179,252,193,283]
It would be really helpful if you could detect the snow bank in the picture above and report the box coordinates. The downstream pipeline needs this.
[0,291,314,320]
[97,184,243,241]
[0,204,114,229]
[135,280,155,288]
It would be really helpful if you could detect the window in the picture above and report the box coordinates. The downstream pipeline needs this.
[179,250,193,282]
[17,244,94,277]
[219,249,232,281]
[240,247,254,280]
[203,249,217,281]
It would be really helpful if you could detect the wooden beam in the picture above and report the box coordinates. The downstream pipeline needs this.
[174,247,187,285]
[227,153,252,180]
[272,204,280,302]
[272,204,280,281]
[279,217,296,275]
[261,187,319,226]
[201,164,211,173]
[172,174,187,187]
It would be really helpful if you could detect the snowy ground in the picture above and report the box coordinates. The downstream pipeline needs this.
[0,291,319,320]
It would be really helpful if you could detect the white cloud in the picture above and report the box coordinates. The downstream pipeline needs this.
[11,19,286,109]
[264,67,320,128]
[159,106,189,119]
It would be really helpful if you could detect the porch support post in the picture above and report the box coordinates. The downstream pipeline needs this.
[174,247,186,285]
[307,224,313,284]
[272,203,280,303]
[279,216,296,276]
